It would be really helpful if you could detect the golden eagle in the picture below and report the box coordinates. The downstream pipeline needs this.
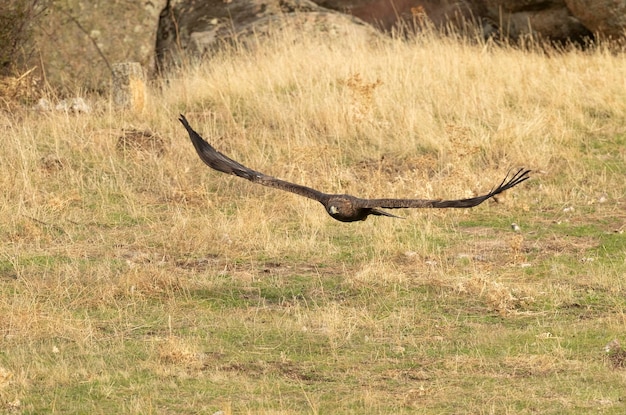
[179,115,530,222]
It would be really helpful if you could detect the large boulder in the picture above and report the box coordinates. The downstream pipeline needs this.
[483,2,591,41]
[156,0,379,70]
[315,0,594,42]
[31,0,166,92]
[317,0,478,32]
[565,0,626,38]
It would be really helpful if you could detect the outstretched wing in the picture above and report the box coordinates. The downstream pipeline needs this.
[356,168,530,209]
[179,115,327,202]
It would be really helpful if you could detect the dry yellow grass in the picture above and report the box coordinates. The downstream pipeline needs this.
[1,24,626,413]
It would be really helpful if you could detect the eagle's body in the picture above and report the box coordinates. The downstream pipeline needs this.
[179,115,530,222]
[323,194,396,222]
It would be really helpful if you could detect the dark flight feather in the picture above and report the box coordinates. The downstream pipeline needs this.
[179,114,530,222]
[357,168,529,209]
[179,115,326,202]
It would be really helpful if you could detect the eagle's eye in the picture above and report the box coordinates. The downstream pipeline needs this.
[329,205,339,214]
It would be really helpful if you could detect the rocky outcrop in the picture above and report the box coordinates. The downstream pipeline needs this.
[156,0,379,70]
[31,0,166,92]
[318,0,477,32]
[317,0,595,42]
[486,2,591,42]
[565,0,626,38]
[337,0,626,42]
[21,0,626,94]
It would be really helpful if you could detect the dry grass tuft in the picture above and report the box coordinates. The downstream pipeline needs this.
[116,128,168,158]
[157,336,201,366]
[0,367,13,389]
[0,68,41,109]
[457,275,535,315]
[341,72,384,124]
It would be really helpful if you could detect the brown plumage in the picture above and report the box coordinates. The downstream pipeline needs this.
[179,115,530,222]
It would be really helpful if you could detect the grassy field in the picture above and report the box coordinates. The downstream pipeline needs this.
[1,26,626,414]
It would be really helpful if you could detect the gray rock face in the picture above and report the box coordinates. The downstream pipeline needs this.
[155,0,378,70]
[31,0,166,92]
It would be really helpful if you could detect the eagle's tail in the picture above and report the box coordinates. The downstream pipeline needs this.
[370,208,404,219]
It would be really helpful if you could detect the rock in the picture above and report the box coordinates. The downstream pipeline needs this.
[565,0,626,38]
[319,0,593,42]
[30,0,166,91]
[156,0,379,69]
[21,0,626,95]
[33,97,91,113]
[333,0,479,33]
[55,97,92,113]
[33,98,52,112]
[112,62,147,113]
[494,5,591,42]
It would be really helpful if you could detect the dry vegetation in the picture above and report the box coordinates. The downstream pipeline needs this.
[1,25,626,414]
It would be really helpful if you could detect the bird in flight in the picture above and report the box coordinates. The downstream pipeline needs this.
[179,115,530,222]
